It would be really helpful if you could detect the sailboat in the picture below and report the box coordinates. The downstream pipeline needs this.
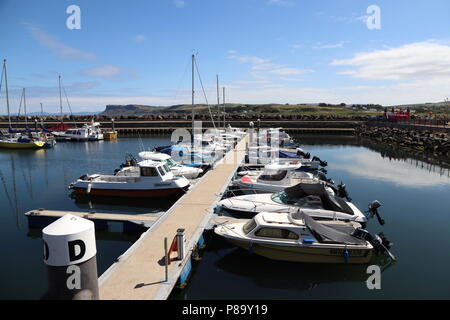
[0,60,45,149]
[50,76,103,142]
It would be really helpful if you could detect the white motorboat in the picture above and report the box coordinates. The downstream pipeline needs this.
[257,128,298,148]
[246,146,323,169]
[53,121,104,141]
[214,210,395,264]
[69,160,190,198]
[138,151,203,179]
[217,182,368,224]
[232,162,329,194]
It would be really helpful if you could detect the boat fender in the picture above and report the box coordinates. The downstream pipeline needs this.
[343,248,349,264]
[86,183,92,195]
[248,242,253,255]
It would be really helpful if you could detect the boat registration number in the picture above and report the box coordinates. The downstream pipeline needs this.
[329,249,366,257]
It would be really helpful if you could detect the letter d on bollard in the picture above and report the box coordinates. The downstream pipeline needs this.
[43,214,99,300]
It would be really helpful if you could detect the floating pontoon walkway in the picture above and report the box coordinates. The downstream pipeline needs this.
[25,209,159,225]
[98,136,248,300]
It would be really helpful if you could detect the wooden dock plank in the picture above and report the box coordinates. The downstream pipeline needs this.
[25,210,159,223]
[99,137,248,300]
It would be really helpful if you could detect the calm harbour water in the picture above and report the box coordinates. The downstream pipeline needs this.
[1,134,450,299]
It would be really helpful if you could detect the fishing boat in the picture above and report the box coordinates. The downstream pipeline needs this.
[103,118,118,140]
[214,210,395,264]
[103,130,118,140]
[138,151,204,179]
[69,160,190,198]
[217,182,368,224]
[53,121,104,141]
[232,162,329,194]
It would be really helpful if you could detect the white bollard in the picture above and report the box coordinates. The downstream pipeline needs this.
[43,214,99,300]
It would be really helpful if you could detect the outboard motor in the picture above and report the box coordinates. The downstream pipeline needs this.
[367,200,385,225]
[352,229,396,261]
[296,148,311,159]
[337,183,352,201]
[312,156,328,167]
[316,171,327,181]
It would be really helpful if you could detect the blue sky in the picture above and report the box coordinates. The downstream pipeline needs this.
[1,0,450,113]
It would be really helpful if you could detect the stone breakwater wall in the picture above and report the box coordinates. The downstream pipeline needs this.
[356,125,450,157]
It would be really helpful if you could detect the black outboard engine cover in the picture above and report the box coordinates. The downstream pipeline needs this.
[352,228,373,241]
[369,200,385,225]
[338,183,352,201]
[312,156,328,167]
[316,172,327,181]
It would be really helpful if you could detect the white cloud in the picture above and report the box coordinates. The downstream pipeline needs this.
[268,68,314,76]
[316,43,344,49]
[133,34,146,43]
[23,22,96,60]
[267,0,292,6]
[330,41,450,81]
[81,65,122,79]
[174,0,186,8]
[227,50,237,54]
[81,65,139,80]
[291,44,301,49]
[228,53,313,81]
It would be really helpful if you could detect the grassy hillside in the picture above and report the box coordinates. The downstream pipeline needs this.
[101,101,450,117]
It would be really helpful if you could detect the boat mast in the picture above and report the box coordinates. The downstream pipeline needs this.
[23,88,27,128]
[3,59,11,130]
[40,102,44,128]
[216,74,220,130]
[223,87,226,129]
[191,54,195,147]
[58,75,63,124]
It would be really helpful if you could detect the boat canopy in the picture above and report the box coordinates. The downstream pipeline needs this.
[139,151,171,161]
[290,210,366,245]
[284,182,354,215]
[264,162,301,171]
[278,151,299,159]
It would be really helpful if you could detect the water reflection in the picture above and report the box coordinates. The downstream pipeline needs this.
[70,192,174,214]
[213,248,393,293]
[333,150,450,187]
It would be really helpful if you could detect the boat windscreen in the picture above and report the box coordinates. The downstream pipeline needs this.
[297,211,366,245]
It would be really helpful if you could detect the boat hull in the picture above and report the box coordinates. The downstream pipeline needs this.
[72,186,187,198]
[226,238,373,264]
[0,140,45,149]
[104,132,118,140]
